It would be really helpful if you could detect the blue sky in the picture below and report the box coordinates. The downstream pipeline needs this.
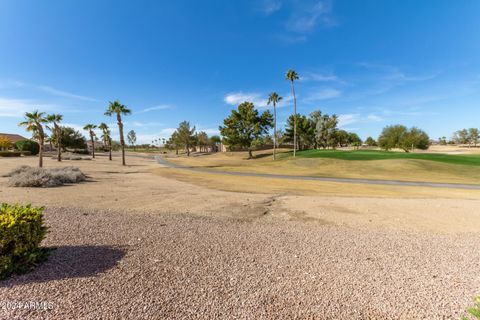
[1,0,479,143]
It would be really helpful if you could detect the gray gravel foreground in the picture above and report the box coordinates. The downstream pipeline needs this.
[0,208,479,320]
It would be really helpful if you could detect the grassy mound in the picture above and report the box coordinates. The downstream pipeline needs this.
[6,166,86,187]
[296,149,480,166]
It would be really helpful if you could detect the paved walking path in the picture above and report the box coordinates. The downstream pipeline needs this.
[155,156,480,190]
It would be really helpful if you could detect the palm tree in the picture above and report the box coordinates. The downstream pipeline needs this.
[47,114,63,162]
[105,100,131,166]
[98,123,112,161]
[267,92,282,160]
[83,124,97,158]
[286,69,299,157]
[19,111,48,167]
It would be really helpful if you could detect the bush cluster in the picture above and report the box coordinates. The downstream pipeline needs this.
[0,151,22,157]
[0,203,48,279]
[15,140,40,156]
[6,166,86,188]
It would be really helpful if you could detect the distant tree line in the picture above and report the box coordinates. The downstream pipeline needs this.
[450,128,479,147]
[166,121,221,156]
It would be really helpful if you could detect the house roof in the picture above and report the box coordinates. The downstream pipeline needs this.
[0,133,28,144]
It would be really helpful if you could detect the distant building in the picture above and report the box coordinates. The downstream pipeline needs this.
[0,133,28,144]
[86,140,105,152]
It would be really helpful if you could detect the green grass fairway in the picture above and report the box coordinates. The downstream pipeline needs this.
[296,149,480,166]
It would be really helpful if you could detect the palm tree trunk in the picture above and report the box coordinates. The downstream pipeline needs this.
[91,135,95,158]
[291,81,297,157]
[39,139,44,168]
[117,113,126,166]
[57,127,62,162]
[248,148,253,159]
[273,102,277,160]
[109,137,112,161]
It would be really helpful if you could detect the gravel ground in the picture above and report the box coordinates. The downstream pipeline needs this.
[1,207,479,319]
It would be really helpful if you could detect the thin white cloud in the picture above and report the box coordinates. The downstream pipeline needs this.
[139,104,174,113]
[258,0,282,15]
[224,92,268,107]
[286,0,336,33]
[35,85,97,102]
[0,97,56,117]
[224,92,294,108]
[300,72,340,82]
[304,88,341,102]
[338,113,384,128]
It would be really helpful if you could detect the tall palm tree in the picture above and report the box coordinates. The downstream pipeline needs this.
[286,69,299,157]
[19,111,48,167]
[83,124,97,158]
[105,100,131,166]
[98,122,112,161]
[267,92,283,160]
[47,114,63,162]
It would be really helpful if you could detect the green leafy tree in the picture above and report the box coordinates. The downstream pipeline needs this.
[83,124,97,158]
[209,135,221,152]
[19,111,48,167]
[453,129,469,145]
[365,136,378,147]
[46,114,63,162]
[310,111,339,149]
[378,125,408,151]
[127,130,137,150]
[176,121,196,156]
[286,69,299,157]
[219,101,273,159]
[99,123,112,160]
[284,114,315,150]
[196,131,209,152]
[105,100,131,166]
[348,132,362,147]
[468,128,479,147]
[166,131,182,155]
[400,127,430,152]
[378,125,430,152]
[267,92,282,160]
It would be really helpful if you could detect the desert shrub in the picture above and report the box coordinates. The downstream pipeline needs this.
[462,296,480,320]
[15,140,40,156]
[6,166,86,188]
[0,151,22,157]
[0,203,48,279]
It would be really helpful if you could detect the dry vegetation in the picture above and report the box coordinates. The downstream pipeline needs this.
[5,165,86,187]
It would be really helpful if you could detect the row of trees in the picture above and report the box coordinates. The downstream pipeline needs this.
[165,121,221,156]
[18,100,131,167]
[217,101,363,158]
[451,128,479,147]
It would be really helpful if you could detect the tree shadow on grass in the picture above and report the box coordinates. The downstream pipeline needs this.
[0,245,126,287]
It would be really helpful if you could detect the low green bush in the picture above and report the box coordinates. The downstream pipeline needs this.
[0,151,22,157]
[0,203,48,279]
[15,140,40,156]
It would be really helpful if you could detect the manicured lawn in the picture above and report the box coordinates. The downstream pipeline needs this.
[296,149,480,166]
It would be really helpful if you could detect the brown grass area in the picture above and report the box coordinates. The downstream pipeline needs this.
[164,148,480,185]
